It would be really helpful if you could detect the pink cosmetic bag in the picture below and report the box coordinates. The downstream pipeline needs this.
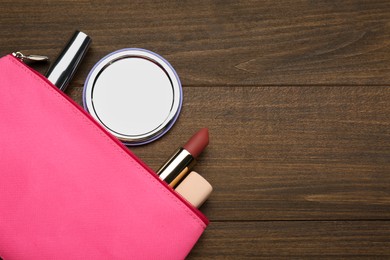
[0,54,208,259]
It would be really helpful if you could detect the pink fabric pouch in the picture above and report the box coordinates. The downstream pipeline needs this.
[0,54,208,259]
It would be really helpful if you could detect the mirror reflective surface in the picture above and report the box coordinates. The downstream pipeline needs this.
[84,49,182,145]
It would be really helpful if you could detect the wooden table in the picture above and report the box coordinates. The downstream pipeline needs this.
[1,1,389,258]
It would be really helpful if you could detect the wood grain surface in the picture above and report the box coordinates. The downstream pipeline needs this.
[1,0,390,258]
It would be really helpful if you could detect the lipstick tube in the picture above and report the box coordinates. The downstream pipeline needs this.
[46,30,92,91]
[157,128,209,188]
[157,148,196,187]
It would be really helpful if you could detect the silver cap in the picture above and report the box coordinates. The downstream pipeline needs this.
[46,31,92,91]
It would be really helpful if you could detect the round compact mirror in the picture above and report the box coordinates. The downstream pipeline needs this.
[83,49,182,145]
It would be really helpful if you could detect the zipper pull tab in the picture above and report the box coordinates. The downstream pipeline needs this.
[12,52,49,63]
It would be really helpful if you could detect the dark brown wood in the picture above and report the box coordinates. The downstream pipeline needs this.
[69,85,390,221]
[188,221,390,259]
[2,0,390,258]
[2,1,390,85]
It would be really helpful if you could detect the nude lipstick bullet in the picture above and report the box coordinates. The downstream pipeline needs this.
[157,128,209,188]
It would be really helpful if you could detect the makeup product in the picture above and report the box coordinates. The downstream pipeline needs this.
[175,171,213,208]
[157,128,209,187]
[46,30,92,91]
[83,48,182,145]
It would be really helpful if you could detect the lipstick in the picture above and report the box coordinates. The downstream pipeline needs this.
[157,128,209,188]
[46,31,92,91]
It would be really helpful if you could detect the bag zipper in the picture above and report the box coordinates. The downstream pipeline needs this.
[12,51,49,63]
[10,53,209,226]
